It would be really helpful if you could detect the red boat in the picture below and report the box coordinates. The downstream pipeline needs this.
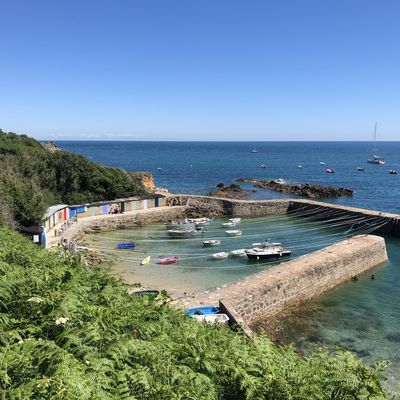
[159,256,179,265]
[325,168,335,174]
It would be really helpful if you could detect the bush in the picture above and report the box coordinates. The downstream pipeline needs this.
[0,130,149,227]
[0,229,387,399]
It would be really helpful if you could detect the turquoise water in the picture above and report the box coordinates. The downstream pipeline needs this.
[60,140,400,395]
[269,236,400,395]
[84,215,359,295]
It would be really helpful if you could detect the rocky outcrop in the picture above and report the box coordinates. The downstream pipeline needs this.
[209,183,248,199]
[127,172,155,193]
[41,141,61,152]
[236,178,352,198]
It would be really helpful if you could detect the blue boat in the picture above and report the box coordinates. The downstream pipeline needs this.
[116,242,136,249]
[186,306,220,317]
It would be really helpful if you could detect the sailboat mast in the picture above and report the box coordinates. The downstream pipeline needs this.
[373,122,377,155]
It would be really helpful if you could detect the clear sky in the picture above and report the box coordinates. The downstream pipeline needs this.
[0,0,399,140]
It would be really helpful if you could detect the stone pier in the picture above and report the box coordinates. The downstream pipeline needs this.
[181,235,388,327]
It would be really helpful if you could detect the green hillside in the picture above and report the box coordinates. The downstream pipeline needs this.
[0,229,387,399]
[0,130,148,227]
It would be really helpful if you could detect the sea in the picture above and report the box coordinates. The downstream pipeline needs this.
[57,141,400,395]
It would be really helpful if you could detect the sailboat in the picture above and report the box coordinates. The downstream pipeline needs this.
[367,122,385,164]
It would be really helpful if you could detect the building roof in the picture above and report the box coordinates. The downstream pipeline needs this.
[43,204,69,220]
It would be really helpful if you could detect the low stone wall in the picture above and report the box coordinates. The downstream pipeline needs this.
[166,195,290,217]
[56,206,188,246]
[181,235,388,326]
[166,194,400,236]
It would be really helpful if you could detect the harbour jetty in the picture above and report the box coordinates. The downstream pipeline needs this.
[235,178,353,198]
[181,235,388,330]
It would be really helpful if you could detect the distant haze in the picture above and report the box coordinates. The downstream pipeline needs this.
[1,0,399,140]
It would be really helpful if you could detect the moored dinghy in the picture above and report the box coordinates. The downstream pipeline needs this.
[141,256,151,265]
[225,230,242,236]
[116,242,135,249]
[228,218,241,224]
[212,252,229,260]
[229,249,247,257]
[203,239,221,247]
[221,221,235,227]
[168,227,205,238]
[159,256,179,265]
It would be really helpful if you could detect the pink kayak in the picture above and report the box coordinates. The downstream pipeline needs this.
[159,256,179,265]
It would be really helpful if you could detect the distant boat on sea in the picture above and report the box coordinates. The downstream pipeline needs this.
[367,122,385,165]
[251,149,258,153]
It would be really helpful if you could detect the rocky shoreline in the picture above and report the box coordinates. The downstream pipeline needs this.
[234,178,353,198]
[208,183,249,199]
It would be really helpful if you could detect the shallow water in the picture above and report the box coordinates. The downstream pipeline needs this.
[84,215,356,295]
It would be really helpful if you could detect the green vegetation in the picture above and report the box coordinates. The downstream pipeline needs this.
[0,130,150,227]
[0,229,387,399]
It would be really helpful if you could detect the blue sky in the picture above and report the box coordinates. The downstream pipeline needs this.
[0,0,399,140]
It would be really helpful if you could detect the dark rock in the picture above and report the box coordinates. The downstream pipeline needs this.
[307,335,325,344]
[235,178,353,198]
[209,183,247,199]
[386,333,400,342]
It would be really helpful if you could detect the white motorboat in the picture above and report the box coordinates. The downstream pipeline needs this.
[228,218,241,224]
[221,222,235,227]
[298,165,303,169]
[168,227,204,238]
[229,249,247,257]
[246,240,291,260]
[203,239,221,247]
[212,252,229,260]
[165,220,196,230]
[225,230,242,236]
[260,164,266,168]
[320,162,326,165]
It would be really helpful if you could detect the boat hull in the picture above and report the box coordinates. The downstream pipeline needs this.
[246,251,291,260]
[167,229,204,238]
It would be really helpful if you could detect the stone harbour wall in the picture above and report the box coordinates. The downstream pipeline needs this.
[182,235,388,326]
[58,206,188,245]
[166,195,290,217]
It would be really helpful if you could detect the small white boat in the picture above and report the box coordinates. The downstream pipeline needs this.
[260,164,266,168]
[141,256,151,265]
[228,218,241,224]
[230,249,247,257]
[212,252,229,260]
[320,162,326,165]
[274,178,285,184]
[221,221,235,227]
[251,149,258,153]
[225,230,242,236]
[203,240,221,247]
[193,313,230,324]
[298,165,303,169]
[188,217,208,223]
